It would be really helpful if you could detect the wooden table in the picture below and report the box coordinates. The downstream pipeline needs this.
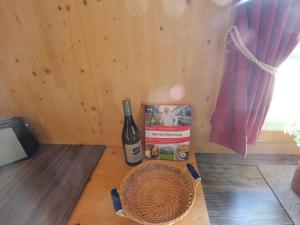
[67,147,211,225]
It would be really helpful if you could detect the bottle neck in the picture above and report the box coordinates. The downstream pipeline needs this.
[124,115,133,121]
[122,99,132,117]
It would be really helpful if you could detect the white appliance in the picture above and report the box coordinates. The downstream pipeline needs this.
[0,118,39,167]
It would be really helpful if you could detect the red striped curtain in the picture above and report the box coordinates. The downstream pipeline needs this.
[210,0,300,156]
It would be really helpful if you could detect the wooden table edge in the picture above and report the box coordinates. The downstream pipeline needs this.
[67,146,211,225]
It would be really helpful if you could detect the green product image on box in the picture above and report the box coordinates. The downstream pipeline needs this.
[159,146,175,160]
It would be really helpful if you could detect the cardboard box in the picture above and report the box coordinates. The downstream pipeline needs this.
[144,104,191,160]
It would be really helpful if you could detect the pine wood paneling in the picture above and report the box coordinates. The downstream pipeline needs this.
[258,131,294,143]
[0,0,233,148]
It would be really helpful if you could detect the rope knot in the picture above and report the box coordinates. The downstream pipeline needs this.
[222,25,278,75]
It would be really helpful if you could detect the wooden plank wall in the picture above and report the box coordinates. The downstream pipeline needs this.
[0,0,233,149]
[0,0,298,153]
[1,0,296,154]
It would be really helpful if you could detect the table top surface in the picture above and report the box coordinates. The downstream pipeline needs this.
[67,147,211,225]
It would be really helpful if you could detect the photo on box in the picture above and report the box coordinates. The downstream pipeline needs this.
[145,105,191,126]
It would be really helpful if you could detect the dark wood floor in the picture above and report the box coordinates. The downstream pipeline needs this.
[196,153,300,225]
[0,144,105,225]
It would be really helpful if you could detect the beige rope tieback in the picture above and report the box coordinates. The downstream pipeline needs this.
[223,25,278,75]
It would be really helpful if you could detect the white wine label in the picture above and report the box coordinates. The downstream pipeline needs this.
[125,141,142,163]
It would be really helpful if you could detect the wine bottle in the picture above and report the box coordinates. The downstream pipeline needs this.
[122,99,143,166]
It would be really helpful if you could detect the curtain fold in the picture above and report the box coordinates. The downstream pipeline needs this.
[210,0,300,156]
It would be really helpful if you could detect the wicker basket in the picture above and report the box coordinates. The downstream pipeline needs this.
[111,161,201,225]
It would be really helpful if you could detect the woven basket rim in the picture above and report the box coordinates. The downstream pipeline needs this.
[119,161,197,225]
